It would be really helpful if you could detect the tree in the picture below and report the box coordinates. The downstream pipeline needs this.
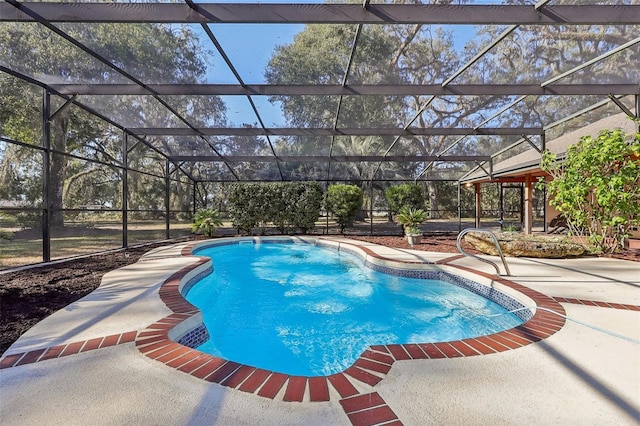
[0,22,224,226]
[385,184,425,215]
[266,25,408,184]
[325,184,363,233]
[264,19,523,216]
[540,127,640,253]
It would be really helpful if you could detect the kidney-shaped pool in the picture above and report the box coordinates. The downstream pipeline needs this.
[187,241,524,376]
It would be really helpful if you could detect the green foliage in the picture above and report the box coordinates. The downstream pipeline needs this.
[290,182,324,233]
[228,182,323,234]
[541,127,640,253]
[502,224,521,232]
[404,226,422,236]
[192,209,223,238]
[228,183,266,234]
[385,184,425,214]
[325,184,363,233]
[395,207,427,235]
[0,22,218,225]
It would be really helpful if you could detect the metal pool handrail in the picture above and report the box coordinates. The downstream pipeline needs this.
[456,228,511,276]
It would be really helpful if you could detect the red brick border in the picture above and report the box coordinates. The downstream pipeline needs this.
[3,239,637,425]
[134,240,571,409]
[0,331,137,369]
[552,297,640,311]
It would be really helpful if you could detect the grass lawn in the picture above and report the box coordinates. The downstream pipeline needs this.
[0,221,193,269]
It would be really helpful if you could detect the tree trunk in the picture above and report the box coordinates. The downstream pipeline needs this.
[49,113,69,227]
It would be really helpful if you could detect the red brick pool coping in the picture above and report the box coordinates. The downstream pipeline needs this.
[2,240,639,426]
[138,239,570,424]
[3,295,636,372]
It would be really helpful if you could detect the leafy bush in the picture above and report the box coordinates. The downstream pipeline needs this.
[290,182,323,233]
[228,183,268,234]
[268,182,323,233]
[228,182,323,234]
[540,127,640,253]
[325,184,363,233]
[192,208,223,237]
[385,184,424,214]
[15,210,42,230]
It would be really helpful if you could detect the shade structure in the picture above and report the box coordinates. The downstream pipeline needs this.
[2,1,639,184]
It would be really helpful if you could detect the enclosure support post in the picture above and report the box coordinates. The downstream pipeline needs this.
[498,182,504,228]
[122,132,128,248]
[523,175,533,234]
[193,181,197,214]
[42,90,51,262]
[325,183,329,235]
[457,181,462,233]
[475,183,481,228]
[165,159,170,240]
[369,180,374,235]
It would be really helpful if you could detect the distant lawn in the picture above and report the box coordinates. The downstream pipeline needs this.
[0,221,193,269]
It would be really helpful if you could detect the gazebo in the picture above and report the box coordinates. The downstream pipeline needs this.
[460,112,639,242]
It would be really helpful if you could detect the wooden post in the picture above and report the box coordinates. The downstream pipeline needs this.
[523,174,534,234]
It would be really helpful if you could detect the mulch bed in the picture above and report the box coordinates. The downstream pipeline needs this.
[1,235,637,355]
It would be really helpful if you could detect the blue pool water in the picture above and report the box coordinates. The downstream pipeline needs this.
[187,242,523,376]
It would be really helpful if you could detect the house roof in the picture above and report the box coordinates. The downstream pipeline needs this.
[461,112,638,184]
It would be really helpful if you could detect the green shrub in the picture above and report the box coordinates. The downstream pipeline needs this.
[0,229,14,240]
[192,208,223,237]
[228,182,323,234]
[385,184,424,214]
[325,184,363,233]
[228,183,266,234]
[291,182,323,233]
[540,127,640,253]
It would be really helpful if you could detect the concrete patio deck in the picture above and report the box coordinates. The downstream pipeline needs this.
[1,237,639,425]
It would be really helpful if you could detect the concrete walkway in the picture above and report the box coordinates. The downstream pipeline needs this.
[1,237,639,425]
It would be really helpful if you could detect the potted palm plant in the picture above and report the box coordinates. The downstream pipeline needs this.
[396,207,427,246]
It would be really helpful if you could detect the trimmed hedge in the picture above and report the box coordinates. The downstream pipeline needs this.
[228,182,323,234]
[325,184,363,233]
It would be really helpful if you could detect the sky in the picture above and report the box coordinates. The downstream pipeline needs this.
[201,22,479,127]
[203,23,304,127]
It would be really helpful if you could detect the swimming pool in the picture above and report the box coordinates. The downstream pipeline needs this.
[186,240,526,376]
